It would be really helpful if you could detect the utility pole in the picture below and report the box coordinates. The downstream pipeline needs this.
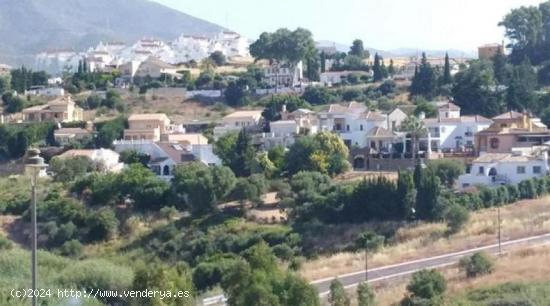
[31,174,37,306]
[365,239,368,282]
[498,204,502,255]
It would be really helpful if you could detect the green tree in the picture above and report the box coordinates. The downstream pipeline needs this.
[302,86,334,105]
[172,163,216,215]
[349,39,369,59]
[328,279,350,306]
[506,58,537,112]
[427,159,465,188]
[354,230,385,251]
[416,168,441,221]
[132,261,194,306]
[49,156,94,183]
[397,171,417,220]
[406,269,447,300]
[388,59,395,76]
[492,47,508,84]
[452,60,504,117]
[410,53,437,99]
[445,203,470,234]
[209,51,227,66]
[86,207,119,242]
[399,116,426,161]
[232,130,256,177]
[357,282,376,306]
[372,53,384,82]
[250,28,317,65]
[225,79,249,107]
[441,52,452,85]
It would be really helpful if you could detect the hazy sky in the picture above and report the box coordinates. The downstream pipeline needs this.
[154,0,544,53]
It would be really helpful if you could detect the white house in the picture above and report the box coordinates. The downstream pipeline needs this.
[263,61,303,88]
[318,102,387,148]
[423,102,492,152]
[25,86,65,97]
[213,110,264,138]
[458,149,549,189]
[57,149,124,173]
[113,140,221,180]
[320,71,370,86]
[387,108,408,131]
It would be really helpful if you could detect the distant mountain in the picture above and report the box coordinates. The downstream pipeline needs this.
[0,0,225,65]
[316,40,475,59]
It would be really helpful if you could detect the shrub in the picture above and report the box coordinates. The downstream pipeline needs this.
[357,282,376,306]
[445,204,470,234]
[86,208,119,242]
[56,259,133,293]
[459,252,494,278]
[406,269,447,300]
[354,230,385,252]
[58,239,83,258]
[0,235,13,250]
[329,278,350,306]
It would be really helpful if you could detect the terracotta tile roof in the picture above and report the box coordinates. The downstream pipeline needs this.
[474,153,539,163]
[224,110,263,119]
[155,142,196,164]
[128,113,169,121]
[493,111,523,120]
[366,126,395,138]
[423,115,492,124]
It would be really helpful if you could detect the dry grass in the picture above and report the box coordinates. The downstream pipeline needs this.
[335,171,398,183]
[300,196,550,281]
[373,245,550,305]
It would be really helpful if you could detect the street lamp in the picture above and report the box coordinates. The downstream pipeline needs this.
[25,148,47,306]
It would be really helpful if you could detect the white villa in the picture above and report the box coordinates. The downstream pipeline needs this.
[423,102,492,152]
[318,102,388,148]
[263,61,303,88]
[113,140,221,180]
[213,110,264,138]
[458,149,549,189]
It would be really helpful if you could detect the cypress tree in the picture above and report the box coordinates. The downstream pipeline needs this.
[388,59,395,76]
[442,52,452,85]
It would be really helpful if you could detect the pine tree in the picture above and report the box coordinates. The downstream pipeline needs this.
[442,52,452,85]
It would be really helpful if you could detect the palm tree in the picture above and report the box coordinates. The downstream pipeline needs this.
[400,115,427,161]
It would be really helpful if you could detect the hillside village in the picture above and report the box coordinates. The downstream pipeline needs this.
[2,1,550,306]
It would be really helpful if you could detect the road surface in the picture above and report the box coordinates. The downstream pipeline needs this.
[203,232,550,305]
[312,232,550,296]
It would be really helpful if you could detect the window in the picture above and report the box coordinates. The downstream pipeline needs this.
[533,166,542,174]
[478,166,484,174]
[360,124,363,131]
[490,138,500,149]
[517,166,526,174]
[346,125,350,131]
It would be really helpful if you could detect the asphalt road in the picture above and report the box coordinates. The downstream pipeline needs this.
[312,232,550,296]
[203,232,550,305]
